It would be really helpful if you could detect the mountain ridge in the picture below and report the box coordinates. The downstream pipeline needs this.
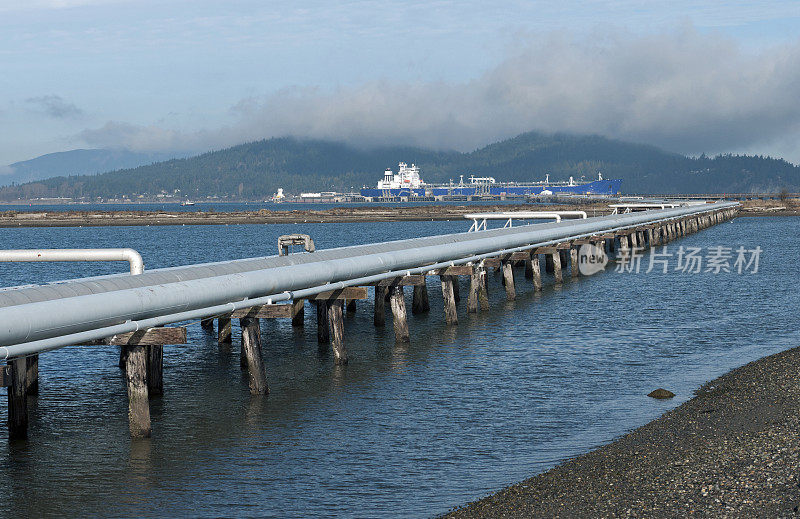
[1,132,798,199]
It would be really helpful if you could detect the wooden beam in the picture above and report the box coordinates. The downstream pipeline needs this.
[82,327,188,346]
[306,287,368,301]
[366,275,425,286]
[533,247,557,254]
[232,300,304,319]
[427,265,472,276]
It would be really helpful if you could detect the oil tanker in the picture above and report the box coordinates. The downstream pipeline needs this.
[360,162,621,198]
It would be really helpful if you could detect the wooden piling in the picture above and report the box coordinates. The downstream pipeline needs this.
[524,256,534,279]
[531,253,542,291]
[545,253,554,274]
[619,233,630,253]
[200,318,214,332]
[25,354,39,396]
[440,275,458,325]
[346,299,357,314]
[570,248,579,278]
[239,317,269,393]
[316,301,330,343]
[451,276,461,303]
[7,358,28,441]
[501,262,516,300]
[389,286,410,343]
[292,300,305,327]
[327,300,348,365]
[374,286,386,326]
[218,315,232,345]
[478,266,490,310]
[629,230,639,249]
[146,345,163,397]
[124,345,151,438]
[551,252,563,284]
[412,284,430,314]
[468,267,480,313]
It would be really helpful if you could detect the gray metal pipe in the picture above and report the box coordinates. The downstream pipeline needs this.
[0,248,144,275]
[0,212,687,360]
[0,202,737,356]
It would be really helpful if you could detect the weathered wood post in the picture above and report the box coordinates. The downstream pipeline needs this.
[412,284,430,314]
[501,261,516,300]
[468,266,480,313]
[7,358,28,441]
[374,286,386,326]
[124,345,151,438]
[524,256,534,279]
[316,301,330,343]
[646,228,654,247]
[200,318,214,332]
[389,286,410,343]
[327,300,348,365]
[146,345,163,397]
[440,275,458,325]
[545,252,554,274]
[292,300,305,327]
[477,265,490,310]
[26,354,39,395]
[551,251,563,284]
[619,233,630,254]
[239,317,269,393]
[218,315,232,345]
[531,253,542,291]
[629,230,639,249]
[450,276,461,303]
[570,247,579,278]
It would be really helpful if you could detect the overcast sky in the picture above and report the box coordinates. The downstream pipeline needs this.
[1,0,799,165]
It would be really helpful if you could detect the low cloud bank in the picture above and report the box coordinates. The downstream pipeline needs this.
[77,26,800,159]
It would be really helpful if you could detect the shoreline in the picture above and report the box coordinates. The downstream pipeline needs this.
[445,346,800,517]
[0,201,797,227]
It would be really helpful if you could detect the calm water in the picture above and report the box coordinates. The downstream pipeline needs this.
[0,216,796,518]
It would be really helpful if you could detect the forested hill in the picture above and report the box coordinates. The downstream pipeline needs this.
[2,132,799,199]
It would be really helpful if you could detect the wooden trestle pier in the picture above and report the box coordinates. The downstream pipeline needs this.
[2,205,739,440]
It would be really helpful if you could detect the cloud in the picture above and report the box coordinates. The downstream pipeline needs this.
[77,25,800,158]
[0,0,126,13]
[26,95,84,119]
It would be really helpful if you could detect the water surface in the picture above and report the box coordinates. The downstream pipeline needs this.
[0,216,794,518]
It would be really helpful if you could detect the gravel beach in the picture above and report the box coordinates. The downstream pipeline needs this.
[446,346,800,518]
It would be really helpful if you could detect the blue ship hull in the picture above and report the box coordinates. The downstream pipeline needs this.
[360,179,622,198]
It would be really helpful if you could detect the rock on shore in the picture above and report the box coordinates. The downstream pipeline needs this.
[445,346,800,518]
